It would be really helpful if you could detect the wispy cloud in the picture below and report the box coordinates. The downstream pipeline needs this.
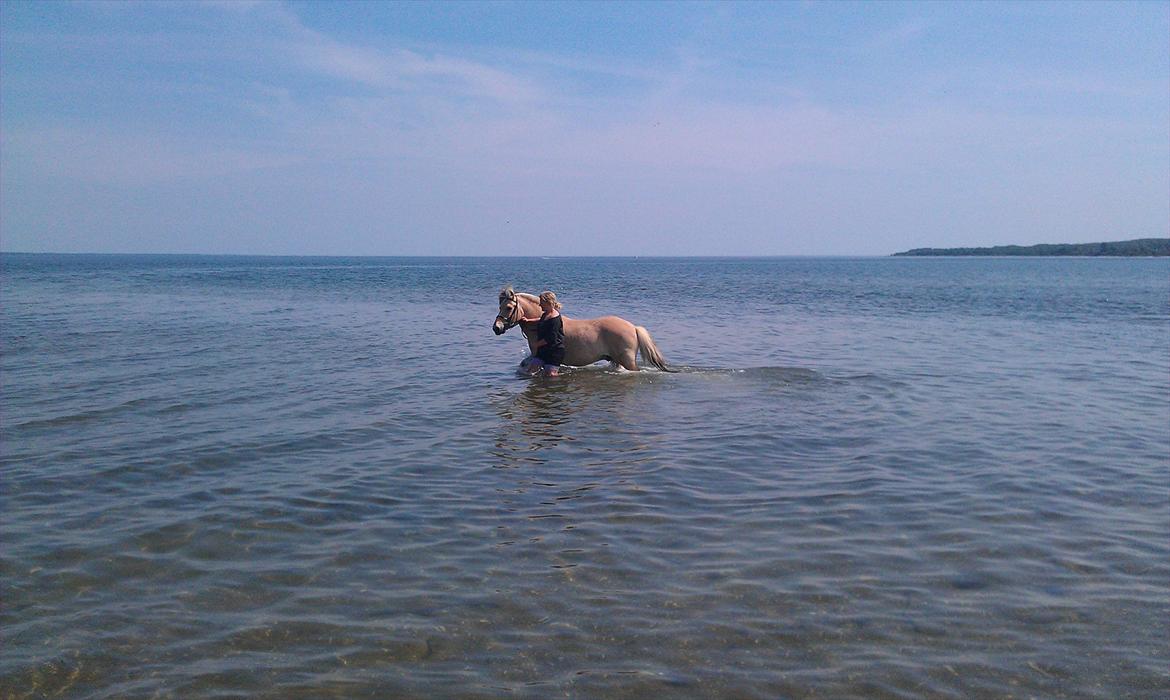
[251,2,540,105]
[296,41,540,104]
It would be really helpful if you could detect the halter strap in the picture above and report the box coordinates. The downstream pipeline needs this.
[496,295,522,329]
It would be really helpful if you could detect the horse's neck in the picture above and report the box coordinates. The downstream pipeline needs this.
[517,294,540,318]
[516,294,541,336]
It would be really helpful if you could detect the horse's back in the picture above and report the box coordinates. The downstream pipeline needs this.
[563,315,636,340]
[559,315,637,366]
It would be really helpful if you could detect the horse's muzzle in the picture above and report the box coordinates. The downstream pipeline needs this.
[492,323,505,335]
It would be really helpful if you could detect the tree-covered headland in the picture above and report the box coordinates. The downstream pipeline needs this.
[893,238,1169,257]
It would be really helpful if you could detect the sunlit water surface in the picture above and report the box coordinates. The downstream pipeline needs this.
[2,255,1167,698]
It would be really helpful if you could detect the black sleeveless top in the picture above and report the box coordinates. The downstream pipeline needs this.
[536,314,565,364]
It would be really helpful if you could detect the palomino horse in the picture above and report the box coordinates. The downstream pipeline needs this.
[492,287,673,372]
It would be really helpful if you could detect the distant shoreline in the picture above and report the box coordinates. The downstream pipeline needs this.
[892,238,1170,257]
[3,243,1169,259]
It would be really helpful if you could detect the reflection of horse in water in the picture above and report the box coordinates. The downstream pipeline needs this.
[492,287,673,372]
[491,369,664,468]
[492,380,575,458]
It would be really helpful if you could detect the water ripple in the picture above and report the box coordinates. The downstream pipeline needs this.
[2,256,1167,698]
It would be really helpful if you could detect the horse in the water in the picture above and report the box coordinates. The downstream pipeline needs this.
[492,287,672,372]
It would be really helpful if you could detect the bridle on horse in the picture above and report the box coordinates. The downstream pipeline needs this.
[495,295,521,330]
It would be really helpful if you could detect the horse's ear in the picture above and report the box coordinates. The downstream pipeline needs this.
[500,286,515,300]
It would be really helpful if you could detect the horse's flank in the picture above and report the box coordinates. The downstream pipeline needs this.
[495,288,672,372]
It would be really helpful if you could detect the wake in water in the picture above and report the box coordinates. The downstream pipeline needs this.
[515,360,823,386]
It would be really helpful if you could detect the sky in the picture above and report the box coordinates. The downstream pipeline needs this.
[1,1,1167,256]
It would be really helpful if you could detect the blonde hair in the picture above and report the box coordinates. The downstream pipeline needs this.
[539,291,563,310]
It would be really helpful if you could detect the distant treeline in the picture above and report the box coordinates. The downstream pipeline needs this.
[893,238,1170,257]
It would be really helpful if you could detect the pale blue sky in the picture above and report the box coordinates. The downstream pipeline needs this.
[1,0,1166,255]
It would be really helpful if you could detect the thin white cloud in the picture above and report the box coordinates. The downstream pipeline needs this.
[258,4,540,105]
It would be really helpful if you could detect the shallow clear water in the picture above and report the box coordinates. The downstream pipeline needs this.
[2,254,1167,698]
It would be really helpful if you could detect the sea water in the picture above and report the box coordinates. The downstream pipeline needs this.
[2,254,1167,698]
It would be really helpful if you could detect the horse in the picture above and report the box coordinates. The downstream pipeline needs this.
[492,286,673,372]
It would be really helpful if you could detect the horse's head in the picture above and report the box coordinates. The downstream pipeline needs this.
[493,286,519,335]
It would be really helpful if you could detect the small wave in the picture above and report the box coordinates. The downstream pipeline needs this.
[513,363,821,382]
[672,365,823,383]
[13,396,159,430]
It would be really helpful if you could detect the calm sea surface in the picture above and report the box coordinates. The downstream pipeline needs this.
[2,254,1167,699]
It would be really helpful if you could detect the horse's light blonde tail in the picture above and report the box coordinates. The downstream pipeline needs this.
[635,326,674,372]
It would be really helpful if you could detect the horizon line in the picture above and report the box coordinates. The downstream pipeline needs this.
[0,251,896,259]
